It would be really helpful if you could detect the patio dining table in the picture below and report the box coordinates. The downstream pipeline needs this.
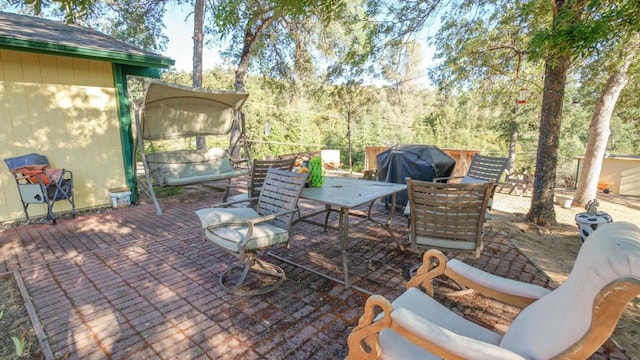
[269,176,406,291]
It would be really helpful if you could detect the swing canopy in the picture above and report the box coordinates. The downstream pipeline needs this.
[141,81,249,140]
[136,81,251,216]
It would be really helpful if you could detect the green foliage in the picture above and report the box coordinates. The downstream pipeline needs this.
[205,0,356,90]
[153,186,183,197]
[90,1,169,52]
[8,0,96,23]
[158,62,634,175]
[526,0,640,62]
[12,331,26,357]
[8,0,640,190]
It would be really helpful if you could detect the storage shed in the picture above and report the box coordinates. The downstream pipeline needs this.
[0,11,174,223]
[576,154,640,196]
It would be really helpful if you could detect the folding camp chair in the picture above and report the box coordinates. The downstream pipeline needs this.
[4,153,76,224]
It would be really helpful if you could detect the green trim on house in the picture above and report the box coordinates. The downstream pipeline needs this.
[121,65,162,79]
[0,37,174,68]
[113,65,135,202]
[113,65,165,203]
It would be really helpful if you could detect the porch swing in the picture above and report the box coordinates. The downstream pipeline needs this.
[135,81,251,215]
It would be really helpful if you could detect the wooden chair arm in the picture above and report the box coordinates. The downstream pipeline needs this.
[347,297,527,360]
[347,295,393,360]
[406,249,448,296]
[407,250,550,308]
[443,259,551,308]
[231,158,251,168]
[389,307,527,360]
[246,208,299,226]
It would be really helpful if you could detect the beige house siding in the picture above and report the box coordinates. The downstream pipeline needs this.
[1,49,127,222]
[599,158,640,196]
[577,156,640,196]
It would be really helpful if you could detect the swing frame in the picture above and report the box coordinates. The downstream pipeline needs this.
[135,81,251,215]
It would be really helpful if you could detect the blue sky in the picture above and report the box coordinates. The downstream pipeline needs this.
[162,6,222,71]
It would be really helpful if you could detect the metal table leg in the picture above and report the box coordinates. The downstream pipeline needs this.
[339,206,350,288]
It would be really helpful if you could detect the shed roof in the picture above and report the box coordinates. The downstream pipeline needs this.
[0,11,174,68]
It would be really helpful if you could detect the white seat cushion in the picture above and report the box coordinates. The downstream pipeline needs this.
[392,288,502,343]
[382,307,527,360]
[379,329,441,360]
[205,223,290,252]
[378,287,502,359]
[499,222,640,359]
[414,235,479,251]
[447,259,551,300]
[196,207,290,252]
[195,207,259,228]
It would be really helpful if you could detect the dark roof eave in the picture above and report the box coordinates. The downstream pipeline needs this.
[0,37,174,69]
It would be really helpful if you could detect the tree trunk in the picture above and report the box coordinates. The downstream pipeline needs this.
[526,0,589,226]
[526,53,571,226]
[573,45,637,206]
[229,16,275,159]
[193,0,206,151]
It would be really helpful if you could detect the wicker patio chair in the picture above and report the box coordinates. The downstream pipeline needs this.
[195,168,307,296]
[406,179,494,258]
[347,221,640,360]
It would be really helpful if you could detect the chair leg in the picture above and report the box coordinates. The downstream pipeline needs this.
[21,202,32,224]
[219,257,286,296]
[46,200,57,225]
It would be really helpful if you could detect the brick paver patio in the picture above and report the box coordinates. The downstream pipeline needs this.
[0,182,629,359]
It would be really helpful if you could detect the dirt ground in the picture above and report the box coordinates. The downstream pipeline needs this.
[489,188,640,359]
[0,273,42,360]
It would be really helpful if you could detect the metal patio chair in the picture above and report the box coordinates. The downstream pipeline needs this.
[4,153,76,224]
[223,157,296,205]
[195,168,307,296]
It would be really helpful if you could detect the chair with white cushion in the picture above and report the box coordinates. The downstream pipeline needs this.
[195,168,307,296]
[347,221,640,359]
